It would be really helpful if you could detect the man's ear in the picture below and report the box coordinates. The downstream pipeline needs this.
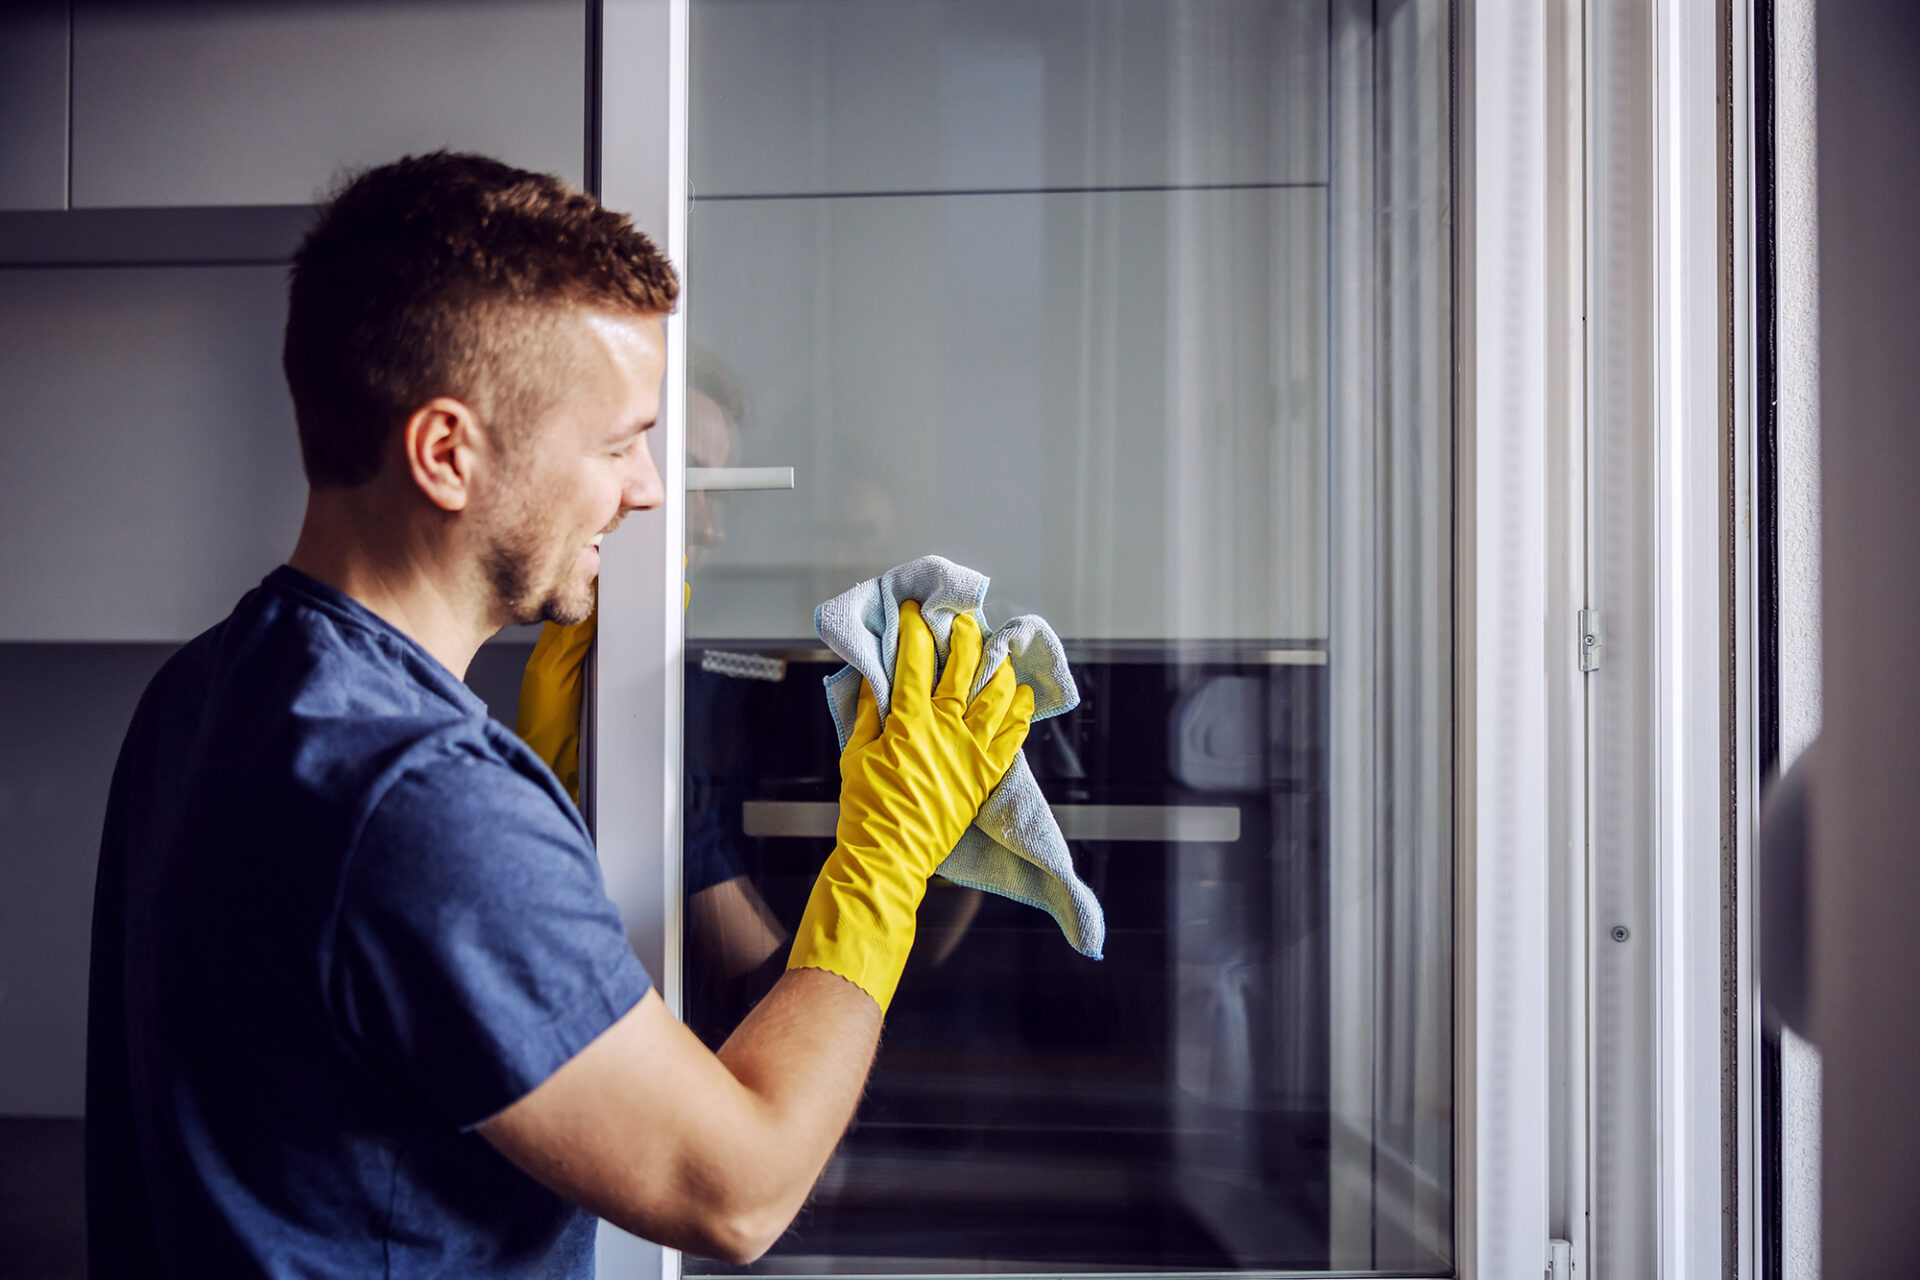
[402,397,481,512]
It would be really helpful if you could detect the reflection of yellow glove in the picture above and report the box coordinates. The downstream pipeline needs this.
[520,557,687,804]
[517,612,596,805]
[788,601,1035,1011]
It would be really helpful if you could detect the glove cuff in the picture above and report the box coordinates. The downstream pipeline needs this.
[785,844,927,1012]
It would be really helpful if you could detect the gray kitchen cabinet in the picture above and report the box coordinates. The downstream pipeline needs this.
[0,265,308,642]
[69,0,587,209]
[0,2,70,211]
[691,0,1327,198]
[685,186,1327,643]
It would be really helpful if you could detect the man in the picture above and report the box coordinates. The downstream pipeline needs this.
[86,152,1033,1277]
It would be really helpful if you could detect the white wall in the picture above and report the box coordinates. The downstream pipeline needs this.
[1807,2,1920,1271]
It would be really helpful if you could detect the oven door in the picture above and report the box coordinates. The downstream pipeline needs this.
[591,1,1560,1276]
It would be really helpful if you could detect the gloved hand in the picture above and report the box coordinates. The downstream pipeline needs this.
[788,600,1035,1011]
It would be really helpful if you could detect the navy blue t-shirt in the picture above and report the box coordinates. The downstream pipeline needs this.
[86,567,652,1278]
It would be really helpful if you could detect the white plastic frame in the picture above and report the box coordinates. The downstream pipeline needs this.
[592,0,689,1275]
[1649,0,1759,1275]
[1581,0,1760,1274]
[1456,2,1553,1275]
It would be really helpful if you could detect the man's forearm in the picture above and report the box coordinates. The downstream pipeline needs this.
[724,969,880,1131]
[478,969,879,1265]
[708,966,883,1251]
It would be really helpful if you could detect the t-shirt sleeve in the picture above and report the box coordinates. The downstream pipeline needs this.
[330,747,652,1130]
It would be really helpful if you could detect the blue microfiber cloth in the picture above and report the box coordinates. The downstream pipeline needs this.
[814,555,1105,959]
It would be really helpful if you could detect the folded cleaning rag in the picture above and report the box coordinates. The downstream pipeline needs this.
[814,555,1104,959]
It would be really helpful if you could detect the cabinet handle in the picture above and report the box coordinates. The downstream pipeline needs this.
[740,801,1241,843]
[686,466,795,491]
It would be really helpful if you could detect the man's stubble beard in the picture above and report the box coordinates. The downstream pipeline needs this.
[481,512,597,628]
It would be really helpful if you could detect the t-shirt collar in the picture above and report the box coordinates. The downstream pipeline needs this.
[263,565,490,717]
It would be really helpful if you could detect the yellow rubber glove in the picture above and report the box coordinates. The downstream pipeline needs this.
[517,612,597,804]
[787,600,1035,1011]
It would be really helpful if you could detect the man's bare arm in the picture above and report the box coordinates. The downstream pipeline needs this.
[485,605,1032,1261]
[479,966,880,1265]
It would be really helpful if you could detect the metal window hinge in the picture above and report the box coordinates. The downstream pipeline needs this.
[1548,1238,1574,1280]
[1578,609,1602,672]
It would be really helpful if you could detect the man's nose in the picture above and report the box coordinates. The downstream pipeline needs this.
[624,434,667,512]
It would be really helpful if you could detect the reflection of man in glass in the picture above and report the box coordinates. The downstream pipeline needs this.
[519,350,982,994]
[680,348,794,980]
[683,345,742,572]
[518,347,794,985]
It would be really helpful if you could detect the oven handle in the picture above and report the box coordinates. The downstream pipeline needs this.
[741,801,1242,844]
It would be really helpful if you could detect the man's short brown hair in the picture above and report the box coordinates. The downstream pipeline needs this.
[284,151,679,487]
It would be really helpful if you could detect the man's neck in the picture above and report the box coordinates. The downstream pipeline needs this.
[286,485,498,680]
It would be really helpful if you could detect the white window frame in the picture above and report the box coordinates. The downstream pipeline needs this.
[1455,0,1552,1274]
[1572,0,1761,1276]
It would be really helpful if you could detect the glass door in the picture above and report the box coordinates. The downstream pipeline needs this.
[673,1,1453,1272]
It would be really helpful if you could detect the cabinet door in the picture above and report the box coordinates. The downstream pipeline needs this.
[0,2,69,211]
[668,2,1451,1274]
[69,0,586,208]
[0,266,307,642]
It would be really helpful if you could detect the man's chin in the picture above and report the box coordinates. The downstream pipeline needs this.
[539,580,598,628]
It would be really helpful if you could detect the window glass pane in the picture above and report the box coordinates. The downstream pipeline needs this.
[681,1,1452,1272]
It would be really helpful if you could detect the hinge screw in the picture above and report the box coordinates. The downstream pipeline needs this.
[1611,925,1630,943]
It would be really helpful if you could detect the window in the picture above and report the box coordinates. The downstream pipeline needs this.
[674,2,1454,1272]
